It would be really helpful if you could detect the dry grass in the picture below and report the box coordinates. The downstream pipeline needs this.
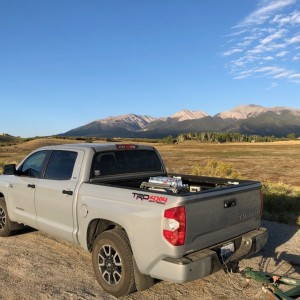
[153,140,300,187]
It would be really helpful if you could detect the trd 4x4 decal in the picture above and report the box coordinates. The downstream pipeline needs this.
[132,193,168,205]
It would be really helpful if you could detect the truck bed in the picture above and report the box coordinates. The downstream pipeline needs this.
[90,173,258,195]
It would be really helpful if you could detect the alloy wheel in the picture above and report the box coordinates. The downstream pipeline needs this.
[98,244,122,285]
[0,207,6,230]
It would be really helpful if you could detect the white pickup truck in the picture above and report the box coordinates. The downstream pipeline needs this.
[0,143,267,297]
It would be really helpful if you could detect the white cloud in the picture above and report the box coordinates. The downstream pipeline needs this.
[263,56,275,60]
[289,73,300,78]
[237,0,296,27]
[289,73,300,83]
[267,82,278,89]
[276,50,289,56]
[254,66,286,74]
[222,48,243,56]
[237,38,255,47]
[248,42,286,54]
[273,70,294,78]
[234,74,251,80]
[286,34,300,44]
[272,10,300,26]
[230,55,258,69]
[293,53,300,60]
[222,0,300,84]
[261,29,286,44]
[234,65,300,82]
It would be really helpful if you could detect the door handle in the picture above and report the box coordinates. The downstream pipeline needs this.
[62,190,73,196]
[27,184,36,189]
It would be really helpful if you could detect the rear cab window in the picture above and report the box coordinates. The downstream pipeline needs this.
[91,149,163,178]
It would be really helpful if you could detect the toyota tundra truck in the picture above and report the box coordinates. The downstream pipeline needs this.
[0,143,267,297]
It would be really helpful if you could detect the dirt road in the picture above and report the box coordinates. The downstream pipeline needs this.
[0,220,299,300]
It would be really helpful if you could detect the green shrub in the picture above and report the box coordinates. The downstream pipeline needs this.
[262,182,300,226]
[162,135,176,144]
[192,160,241,179]
[85,138,93,143]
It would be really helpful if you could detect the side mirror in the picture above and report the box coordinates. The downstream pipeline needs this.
[3,164,17,175]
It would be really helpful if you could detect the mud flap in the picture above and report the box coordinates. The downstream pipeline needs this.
[133,256,155,291]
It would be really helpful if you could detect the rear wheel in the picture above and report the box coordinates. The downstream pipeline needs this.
[0,198,13,237]
[92,229,136,297]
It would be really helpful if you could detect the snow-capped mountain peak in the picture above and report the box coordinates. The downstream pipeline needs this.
[99,114,157,130]
[216,104,300,120]
[171,110,208,121]
[216,104,266,119]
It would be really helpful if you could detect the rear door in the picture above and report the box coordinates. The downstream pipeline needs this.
[35,149,84,243]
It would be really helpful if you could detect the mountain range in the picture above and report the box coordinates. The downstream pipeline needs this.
[61,105,300,138]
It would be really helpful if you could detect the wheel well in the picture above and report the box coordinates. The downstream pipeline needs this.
[0,193,4,200]
[86,219,125,252]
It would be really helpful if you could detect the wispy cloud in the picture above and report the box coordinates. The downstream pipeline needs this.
[237,0,296,27]
[267,82,278,89]
[222,48,243,56]
[286,34,300,44]
[263,56,275,60]
[293,52,300,59]
[222,0,300,84]
[272,10,300,26]
[261,29,286,44]
[276,50,289,56]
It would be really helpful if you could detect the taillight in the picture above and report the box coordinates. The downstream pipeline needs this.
[116,144,138,150]
[163,206,186,246]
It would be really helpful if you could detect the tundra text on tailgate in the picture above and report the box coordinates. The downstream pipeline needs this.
[0,143,268,297]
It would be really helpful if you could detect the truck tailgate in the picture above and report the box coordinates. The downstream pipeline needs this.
[185,183,262,251]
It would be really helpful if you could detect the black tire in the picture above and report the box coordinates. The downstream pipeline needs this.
[92,229,136,297]
[0,198,13,237]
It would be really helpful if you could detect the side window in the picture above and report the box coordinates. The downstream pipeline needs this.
[20,151,48,178]
[44,151,77,180]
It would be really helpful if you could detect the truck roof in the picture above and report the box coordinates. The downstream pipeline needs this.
[38,143,156,152]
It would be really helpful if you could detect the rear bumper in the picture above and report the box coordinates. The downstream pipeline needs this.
[149,227,268,283]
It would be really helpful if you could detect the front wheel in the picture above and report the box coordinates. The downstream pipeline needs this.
[0,198,13,237]
[92,229,136,297]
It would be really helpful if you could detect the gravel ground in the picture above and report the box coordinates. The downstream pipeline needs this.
[0,220,299,300]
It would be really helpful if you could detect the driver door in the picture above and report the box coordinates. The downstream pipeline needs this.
[7,150,49,228]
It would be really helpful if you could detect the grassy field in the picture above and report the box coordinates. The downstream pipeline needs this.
[153,140,300,186]
[155,140,300,226]
[0,137,299,225]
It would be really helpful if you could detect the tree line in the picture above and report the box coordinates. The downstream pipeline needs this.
[162,132,286,143]
[178,132,278,143]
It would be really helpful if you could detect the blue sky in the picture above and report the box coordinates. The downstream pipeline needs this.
[0,0,299,137]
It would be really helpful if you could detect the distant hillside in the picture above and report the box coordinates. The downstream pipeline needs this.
[60,105,300,138]
[0,133,19,142]
[230,110,300,137]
